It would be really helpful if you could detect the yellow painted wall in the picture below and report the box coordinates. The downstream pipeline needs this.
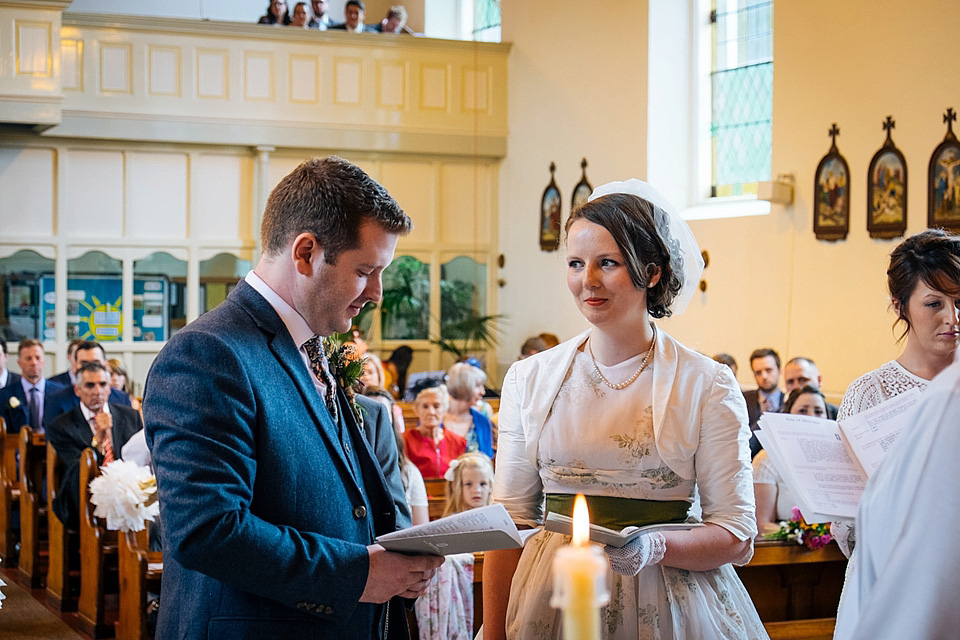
[496,0,960,401]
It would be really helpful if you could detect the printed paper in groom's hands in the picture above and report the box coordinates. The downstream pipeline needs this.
[544,512,700,548]
[756,388,921,523]
[375,503,524,555]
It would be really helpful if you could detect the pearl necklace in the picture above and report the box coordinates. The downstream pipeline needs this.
[588,327,657,390]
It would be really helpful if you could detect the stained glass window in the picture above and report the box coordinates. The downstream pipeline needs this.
[711,0,773,197]
[472,0,500,42]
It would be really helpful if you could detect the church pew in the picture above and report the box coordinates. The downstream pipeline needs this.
[16,426,47,588]
[736,539,846,640]
[46,442,79,611]
[78,447,119,638]
[0,417,21,567]
[423,477,447,521]
[117,526,162,640]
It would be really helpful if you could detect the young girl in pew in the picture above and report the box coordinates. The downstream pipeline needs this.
[414,452,495,640]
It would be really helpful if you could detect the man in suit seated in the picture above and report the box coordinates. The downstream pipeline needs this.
[330,0,376,32]
[742,347,783,458]
[47,361,143,529]
[0,338,21,390]
[0,339,67,434]
[47,339,83,388]
[374,6,408,34]
[44,340,131,430]
[143,156,440,639]
[782,356,839,420]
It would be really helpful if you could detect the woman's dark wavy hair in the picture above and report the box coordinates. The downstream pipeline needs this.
[887,229,960,342]
[564,193,683,318]
[782,385,825,414]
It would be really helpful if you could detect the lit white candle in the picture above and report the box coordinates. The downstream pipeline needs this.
[550,494,610,640]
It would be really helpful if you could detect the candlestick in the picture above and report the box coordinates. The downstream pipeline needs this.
[550,494,610,640]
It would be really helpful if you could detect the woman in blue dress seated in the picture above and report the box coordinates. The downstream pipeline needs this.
[443,361,495,458]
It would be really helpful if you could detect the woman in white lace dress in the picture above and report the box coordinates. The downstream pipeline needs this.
[482,180,767,640]
[832,229,960,640]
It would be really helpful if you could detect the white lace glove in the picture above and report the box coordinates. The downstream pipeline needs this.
[604,532,667,576]
[830,519,856,558]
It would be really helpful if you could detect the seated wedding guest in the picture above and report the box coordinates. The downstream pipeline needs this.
[48,339,83,387]
[331,0,376,32]
[361,357,405,431]
[0,339,66,433]
[374,5,408,34]
[363,386,427,525]
[308,0,330,28]
[258,0,290,25]
[782,356,837,418]
[753,385,828,533]
[443,362,494,457]
[415,452,494,639]
[383,345,413,399]
[712,352,738,377]
[44,340,131,429]
[484,179,766,640]
[519,336,547,360]
[831,228,960,640]
[0,338,19,389]
[743,347,783,458]
[403,386,465,478]
[290,2,309,27]
[47,361,143,529]
[108,357,140,411]
[537,332,559,349]
[843,359,960,640]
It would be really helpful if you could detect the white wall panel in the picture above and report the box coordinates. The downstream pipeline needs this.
[334,58,362,105]
[0,147,55,235]
[196,154,246,240]
[149,46,180,96]
[16,21,51,76]
[243,51,273,101]
[61,38,82,90]
[100,43,132,94]
[440,163,490,245]
[289,54,318,104]
[380,161,435,243]
[127,152,188,239]
[377,61,405,109]
[197,48,228,99]
[420,65,447,110]
[63,149,123,238]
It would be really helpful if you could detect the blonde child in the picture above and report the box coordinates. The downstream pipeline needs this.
[442,451,494,517]
[415,452,495,640]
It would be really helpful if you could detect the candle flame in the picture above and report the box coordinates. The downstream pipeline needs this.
[571,494,590,547]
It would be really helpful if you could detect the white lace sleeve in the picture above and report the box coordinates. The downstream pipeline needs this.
[837,371,883,422]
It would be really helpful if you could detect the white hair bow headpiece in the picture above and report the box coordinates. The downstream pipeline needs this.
[588,179,704,314]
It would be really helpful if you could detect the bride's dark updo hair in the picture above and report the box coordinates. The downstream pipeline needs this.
[887,229,960,341]
[565,193,683,318]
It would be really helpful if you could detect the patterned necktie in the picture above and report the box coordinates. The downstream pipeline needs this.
[28,387,41,430]
[303,336,338,421]
[91,416,115,465]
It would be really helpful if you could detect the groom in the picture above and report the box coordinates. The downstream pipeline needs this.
[143,156,440,639]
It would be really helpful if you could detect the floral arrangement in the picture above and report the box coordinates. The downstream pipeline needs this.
[763,506,832,550]
[88,459,160,532]
[323,336,367,423]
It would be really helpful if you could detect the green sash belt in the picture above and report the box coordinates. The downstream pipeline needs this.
[545,493,689,531]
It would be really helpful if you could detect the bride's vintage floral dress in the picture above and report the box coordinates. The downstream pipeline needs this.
[495,332,768,640]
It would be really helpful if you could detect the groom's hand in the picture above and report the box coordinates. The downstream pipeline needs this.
[360,545,443,602]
